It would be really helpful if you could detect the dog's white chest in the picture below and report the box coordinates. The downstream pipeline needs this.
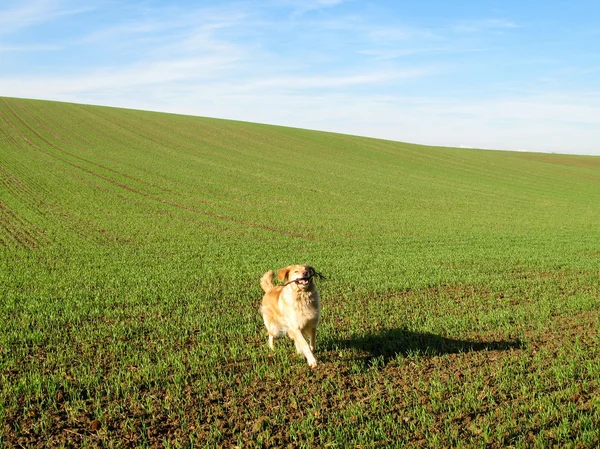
[281,290,320,328]
[290,292,321,329]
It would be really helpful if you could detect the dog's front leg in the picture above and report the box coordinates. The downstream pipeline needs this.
[308,327,316,352]
[301,327,317,351]
[288,328,317,367]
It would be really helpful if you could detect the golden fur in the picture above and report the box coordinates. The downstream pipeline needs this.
[260,264,321,367]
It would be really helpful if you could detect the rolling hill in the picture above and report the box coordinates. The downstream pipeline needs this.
[2,96,599,286]
[1,96,600,447]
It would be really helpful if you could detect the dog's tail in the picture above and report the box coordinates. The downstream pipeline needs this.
[260,270,276,293]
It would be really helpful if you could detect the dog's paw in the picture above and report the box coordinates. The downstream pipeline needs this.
[307,358,318,368]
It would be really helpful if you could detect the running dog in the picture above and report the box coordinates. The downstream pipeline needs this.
[260,265,323,367]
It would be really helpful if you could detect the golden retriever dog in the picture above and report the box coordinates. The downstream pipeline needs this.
[260,265,323,367]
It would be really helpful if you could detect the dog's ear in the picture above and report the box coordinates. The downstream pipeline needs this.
[306,265,315,276]
[277,266,291,282]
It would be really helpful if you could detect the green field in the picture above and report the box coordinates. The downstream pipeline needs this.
[1,96,599,448]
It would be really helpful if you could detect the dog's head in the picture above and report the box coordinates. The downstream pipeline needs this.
[278,264,318,289]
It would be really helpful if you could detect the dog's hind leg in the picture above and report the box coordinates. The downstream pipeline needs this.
[268,334,274,350]
[262,313,278,350]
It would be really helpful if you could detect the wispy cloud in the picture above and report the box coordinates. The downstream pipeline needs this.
[450,18,518,33]
[0,0,90,35]
[0,43,59,52]
[1,54,241,96]
[278,0,346,17]
[233,68,433,92]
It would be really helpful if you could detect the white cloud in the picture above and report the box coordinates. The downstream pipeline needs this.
[451,18,518,34]
[0,55,241,96]
[0,0,90,35]
[0,0,56,32]
[284,0,345,17]
[0,43,59,52]
[230,68,432,92]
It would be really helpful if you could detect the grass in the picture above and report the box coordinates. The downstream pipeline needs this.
[1,96,600,447]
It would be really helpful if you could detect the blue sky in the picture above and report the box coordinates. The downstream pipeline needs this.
[2,0,600,155]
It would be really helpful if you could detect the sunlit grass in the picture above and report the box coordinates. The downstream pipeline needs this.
[1,97,599,447]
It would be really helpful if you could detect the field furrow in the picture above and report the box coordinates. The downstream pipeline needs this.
[2,98,313,240]
[0,158,49,213]
[11,106,258,217]
[12,100,184,197]
[0,200,47,249]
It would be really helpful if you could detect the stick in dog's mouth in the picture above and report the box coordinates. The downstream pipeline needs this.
[284,271,325,286]
[285,276,312,287]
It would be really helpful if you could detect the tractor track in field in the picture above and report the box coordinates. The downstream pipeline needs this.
[0,110,54,203]
[71,105,283,206]
[0,162,45,211]
[0,99,314,241]
[0,111,51,249]
[48,104,256,216]
[2,99,181,196]
[0,200,48,249]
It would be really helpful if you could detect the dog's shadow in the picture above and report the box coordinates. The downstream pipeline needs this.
[324,327,523,366]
